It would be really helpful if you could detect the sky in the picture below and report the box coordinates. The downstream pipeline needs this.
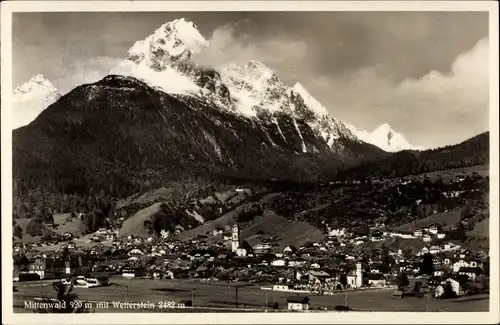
[12,11,490,148]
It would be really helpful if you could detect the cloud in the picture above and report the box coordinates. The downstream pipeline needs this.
[191,23,309,70]
[306,38,489,149]
[54,56,122,94]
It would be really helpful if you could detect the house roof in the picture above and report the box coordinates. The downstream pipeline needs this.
[309,270,330,277]
[367,273,386,281]
[287,295,309,303]
[458,267,483,275]
[87,271,110,279]
[14,255,31,265]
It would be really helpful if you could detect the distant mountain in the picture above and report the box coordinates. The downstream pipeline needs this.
[12,74,61,130]
[338,131,489,180]
[347,123,425,152]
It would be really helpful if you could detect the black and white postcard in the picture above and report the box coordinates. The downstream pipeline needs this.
[1,1,499,324]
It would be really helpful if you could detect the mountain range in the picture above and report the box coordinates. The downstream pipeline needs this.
[12,18,488,198]
[13,18,421,153]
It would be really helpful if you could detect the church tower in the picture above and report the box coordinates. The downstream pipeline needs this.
[356,262,363,288]
[231,224,240,252]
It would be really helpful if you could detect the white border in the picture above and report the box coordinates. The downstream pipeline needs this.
[1,1,499,324]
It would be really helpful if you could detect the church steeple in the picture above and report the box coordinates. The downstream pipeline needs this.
[231,224,239,253]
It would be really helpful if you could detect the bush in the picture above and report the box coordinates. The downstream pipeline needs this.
[26,218,45,237]
[13,225,23,239]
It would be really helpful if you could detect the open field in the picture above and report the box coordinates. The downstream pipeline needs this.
[409,164,489,182]
[381,164,489,186]
[119,202,163,238]
[14,213,85,244]
[468,218,489,239]
[394,209,463,232]
[53,213,86,237]
[176,208,324,249]
[14,278,489,313]
[24,235,115,253]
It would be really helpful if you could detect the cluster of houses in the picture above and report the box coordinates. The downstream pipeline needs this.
[323,221,449,248]
[13,218,488,305]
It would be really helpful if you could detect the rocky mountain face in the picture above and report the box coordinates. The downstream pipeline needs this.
[12,75,62,130]
[13,18,388,197]
[12,75,385,197]
[110,18,364,155]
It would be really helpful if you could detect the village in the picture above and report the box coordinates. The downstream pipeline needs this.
[13,211,489,312]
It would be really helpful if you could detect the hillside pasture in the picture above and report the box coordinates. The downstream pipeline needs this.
[394,209,462,232]
[119,202,163,238]
[175,204,324,249]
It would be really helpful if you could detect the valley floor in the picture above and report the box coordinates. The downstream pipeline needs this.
[13,277,489,313]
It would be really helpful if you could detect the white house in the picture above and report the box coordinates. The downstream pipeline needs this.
[437,233,446,240]
[128,248,144,256]
[271,259,286,267]
[429,225,439,235]
[310,263,321,269]
[236,248,247,257]
[429,246,441,254]
[95,228,108,235]
[328,228,346,237]
[122,268,136,278]
[453,260,470,273]
[444,243,461,251]
[287,296,310,310]
[458,267,483,280]
[367,274,386,287]
[289,259,307,268]
[423,235,432,243]
[469,260,483,268]
[160,229,170,238]
[414,230,423,237]
[273,284,290,291]
[434,269,445,277]
[253,243,273,255]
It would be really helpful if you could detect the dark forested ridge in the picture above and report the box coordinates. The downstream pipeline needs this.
[337,132,489,180]
[12,75,382,209]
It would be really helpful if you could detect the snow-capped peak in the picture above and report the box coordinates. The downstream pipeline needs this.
[349,123,424,152]
[108,18,365,152]
[219,60,288,116]
[12,74,62,130]
[127,18,209,68]
[291,82,329,116]
[112,18,210,96]
[374,122,392,134]
[13,74,59,100]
